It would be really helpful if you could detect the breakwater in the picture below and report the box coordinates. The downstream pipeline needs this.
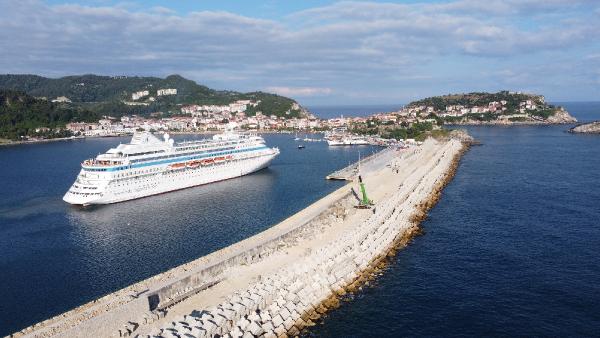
[12,137,466,338]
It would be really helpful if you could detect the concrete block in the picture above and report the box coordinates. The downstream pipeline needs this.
[230,326,244,338]
[284,301,296,314]
[279,307,291,320]
[247,320,264,336]
[200,312,213,322]
[241,297,255,309]
[283,317,295,330]
[238,318,251,331]
[271,315,284,328]
[222,308,238,322]
[202,320,218,336]
[260,311,272,323]
[263,330,277,338]
[285,292,300,304]
[190,326,206,338]
[275,297,286,308]
[248,311,261,322]
[162,330,180,338]
[288,325,300,337]
[211,314,227,327]
[231,302,245,314]
[273,324,286,337]
[262,320,275,332]
[230,295,243,304]
[249,293,262,304]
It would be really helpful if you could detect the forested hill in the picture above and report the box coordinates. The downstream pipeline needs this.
[0,90,100,140]
[0,74,301,117]
[405,91,576,124]
[407,91,545,111]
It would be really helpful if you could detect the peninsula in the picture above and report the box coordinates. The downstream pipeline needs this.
[404,91,577,125]
[569,121,600,134]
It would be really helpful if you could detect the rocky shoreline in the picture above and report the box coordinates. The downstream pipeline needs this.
[446,108,577,126]
[569,121,600,134]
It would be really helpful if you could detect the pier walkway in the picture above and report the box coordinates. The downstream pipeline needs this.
[326,147,400,180]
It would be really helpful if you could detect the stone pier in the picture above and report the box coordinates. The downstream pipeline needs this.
[12,137,467,338]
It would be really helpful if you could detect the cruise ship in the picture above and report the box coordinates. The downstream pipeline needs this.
[63,130,279,205]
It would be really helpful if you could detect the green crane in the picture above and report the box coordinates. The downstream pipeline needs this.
[357,175,373,208]
[355,151,374,209]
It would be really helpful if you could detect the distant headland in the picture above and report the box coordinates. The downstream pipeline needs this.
[404,91,577,125]
[0,75,578,145]
[569,121,600,134]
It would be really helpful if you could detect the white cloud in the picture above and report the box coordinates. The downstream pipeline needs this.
[0,0,598,102]
[266,86,333,97]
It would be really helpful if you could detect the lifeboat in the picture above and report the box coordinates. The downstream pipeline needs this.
[186,160,201,169]
[214,156,226,164]
[168,162,186,170]
[201,158,214,166]
[226,155,234,161]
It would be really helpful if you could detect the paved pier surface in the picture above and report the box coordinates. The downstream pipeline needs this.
[12,137,466,338]
[325,147,397,180]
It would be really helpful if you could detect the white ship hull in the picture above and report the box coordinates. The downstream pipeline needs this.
[63,131,279,205]
[64,152,276,205]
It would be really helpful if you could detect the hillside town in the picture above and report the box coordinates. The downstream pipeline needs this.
[63,97,564,137]
[65,100,327,136]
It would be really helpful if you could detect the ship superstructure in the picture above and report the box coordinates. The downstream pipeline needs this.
[63,131,279,205]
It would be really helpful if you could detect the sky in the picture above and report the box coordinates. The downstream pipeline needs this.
[0,0,599,105]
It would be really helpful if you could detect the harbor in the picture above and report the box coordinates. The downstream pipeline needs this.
[1,0,600,335]
[11,135,467,338]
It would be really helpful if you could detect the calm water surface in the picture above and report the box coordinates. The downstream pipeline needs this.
[307,103,600,337]
[1,102,600,336]
[0,134,379,335]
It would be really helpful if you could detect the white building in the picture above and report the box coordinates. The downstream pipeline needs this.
[132,90,149,101]
[52,96,72,103]
[229,102,247,113]
[157,88,177,96]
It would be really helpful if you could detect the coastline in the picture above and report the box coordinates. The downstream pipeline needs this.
[446,121,576,126]
[0,136,86,147]
[0,131,319,147]
[568,121,600,134]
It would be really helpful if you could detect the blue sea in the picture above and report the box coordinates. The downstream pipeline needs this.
[307,102,600,337]
[0,134,379,335]
[1,102,599,336]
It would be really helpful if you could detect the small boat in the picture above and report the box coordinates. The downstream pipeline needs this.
[298,145,305,149]
[214,156,226,163]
